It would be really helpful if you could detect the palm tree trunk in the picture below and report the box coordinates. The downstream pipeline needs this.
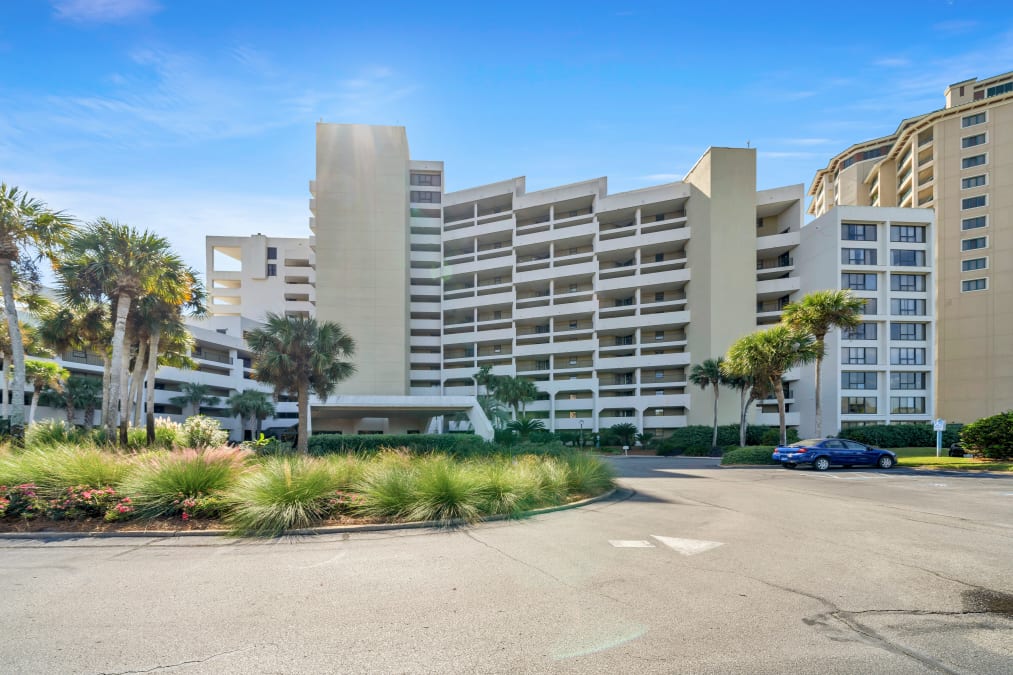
[65,397,75,426]
[813,355,823,438]
[28,388,39,424]
[711,384,720,448]
[739,386,749,447]
[1,353,8,420]
[145,327,161,445]
[0,260,27,428]
[774,376,787,446]
[130,342,147,428]
[101,355,111,429]
[296,381,309,453]
[108,292,131,442]
[84,402,96,430]
[118,350,130,444]
[254,414,263,437]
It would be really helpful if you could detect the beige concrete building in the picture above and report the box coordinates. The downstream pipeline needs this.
[809,71,1013,423]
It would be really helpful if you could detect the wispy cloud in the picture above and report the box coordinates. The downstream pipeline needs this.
[52,0,161,23]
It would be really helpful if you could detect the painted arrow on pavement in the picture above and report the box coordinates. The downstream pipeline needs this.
[651,535,724,556]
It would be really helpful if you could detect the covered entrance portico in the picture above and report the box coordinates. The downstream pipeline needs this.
[309,395,494,441]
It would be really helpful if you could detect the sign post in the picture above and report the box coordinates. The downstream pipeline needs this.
[933,419,947,458]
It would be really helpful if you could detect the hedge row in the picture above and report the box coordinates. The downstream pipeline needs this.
[657,425,799,456]
[307,433,488,456]
[961,411,1013,460]
[720,447,778,465]
[836,423,963,449]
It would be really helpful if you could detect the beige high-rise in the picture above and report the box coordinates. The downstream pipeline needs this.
[810,71,1013,423]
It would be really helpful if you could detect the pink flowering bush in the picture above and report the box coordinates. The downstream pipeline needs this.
[0,484,44,519]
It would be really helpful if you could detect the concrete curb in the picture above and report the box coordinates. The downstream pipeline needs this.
[0,488,619,541]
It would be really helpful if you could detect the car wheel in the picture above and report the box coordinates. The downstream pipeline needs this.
[877,455,895,469]
[813,456,831,472]
[783,462,796,469]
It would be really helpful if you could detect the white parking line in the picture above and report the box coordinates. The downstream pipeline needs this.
[609,540,655,548]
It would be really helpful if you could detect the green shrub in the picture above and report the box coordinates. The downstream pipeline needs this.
[25,420,90,449]
[961,412,1013,460]
[352,451,419,519]
[241,435,294,456]
[226,456,341,536]
[721,446,778,465]
[122,447,248,519]
[559,452,614,496]
[657,426,797,455]
[473,458,536,516]
[181,415,230,449]
[308,433,489,457]
[0,446,133,499]
[404,455,482,523]
[153,418,183,449]
[837,423,963,448]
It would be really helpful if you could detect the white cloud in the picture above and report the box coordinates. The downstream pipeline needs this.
[52,0,161,23]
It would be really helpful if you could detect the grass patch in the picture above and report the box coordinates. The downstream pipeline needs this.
[720,447,777,466]
[226,456,341,536]
[0,445,133,497]
[121,448,250,519]
[892,447,1012,472]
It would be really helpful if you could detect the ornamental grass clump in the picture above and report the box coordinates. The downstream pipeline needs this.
[472,457,540,517]
[226,456,341,536]
[122,447,249,519]
[404,455,482,523]
[351,450,419,520]
[516,454,570,508]
[0,445,132,499]
[559,452,615,497]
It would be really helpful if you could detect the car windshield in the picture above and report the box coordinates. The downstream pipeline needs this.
[789,439,822,447]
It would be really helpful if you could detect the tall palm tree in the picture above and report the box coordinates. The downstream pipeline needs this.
[781,290,866,437]
[169,382,220,417]
[609,422,639,448]
[491,375,539,419]
[723,325,820,446]
[473,364,497,398]
[506,415,545,441]
[247,314,356,453]
[24,359,69,424]
[43,375,102,427]
[0,184,75,426]
[689,357,727,448]
[227,389,276,439]
[57,219,183,443]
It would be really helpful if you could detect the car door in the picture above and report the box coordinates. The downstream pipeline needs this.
[843,440,875,465]
[821,439,846,464]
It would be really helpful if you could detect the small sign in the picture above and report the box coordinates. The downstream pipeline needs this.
[933,419,947,432]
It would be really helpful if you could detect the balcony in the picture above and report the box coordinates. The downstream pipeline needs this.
[756,276,800,297]
[755,230,800,254]
[597,310,690,331]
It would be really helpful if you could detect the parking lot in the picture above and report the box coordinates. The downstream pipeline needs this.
[1,457,1010,673]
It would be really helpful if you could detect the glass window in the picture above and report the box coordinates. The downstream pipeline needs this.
[986,82,1013,97]
[890,323,926,341]
[842,372,877,390]
[654,292,665,302]
[266,263,277,277]
[962,278,987,292]
[962,154,986,169]
[962,258,987,272]
[842,347,877,365]
[410,190,441,203]
[891,298,926,316]
[842,224,877,241]
[655,331,665,341]
[890,250,925,266]
[890,225,925,243]
[842,273,877,291]
[891,372,926,390]
[890,348,926,365]
[858,298,878,315]
[962,216,987,230]
[655,371,664,379]
[841,248,877,265]
[962,112,986,127]
[961,175,987,189]
[962,237,987,251]
[841,397,877,414]
[842,323,877,340]
[266,246,277,260]
[891,397,926,414]
[410,173,442,186]
[655,252,664,262]
[961,133,986,148]
[891,274,926,292]
[962,195,986,209]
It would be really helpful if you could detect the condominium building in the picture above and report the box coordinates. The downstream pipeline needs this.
[809,71,1013,423]
[796,206,936,431]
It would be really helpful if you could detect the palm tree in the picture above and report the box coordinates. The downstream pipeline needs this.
[490,375,539,419]
[169,382,220,417]
[24,359,69,424]
[610,422,639,448]
[473,364,497,398]
[0,184,75,426]
[247,314,356,453]
[781,290,866,437]
[57,219,184,443]
[723,326,820,446]
[40,374,103,427]
[689,357,727,448]
[506,415,545,441]
[227,389,275,439]
[635,431,655,449]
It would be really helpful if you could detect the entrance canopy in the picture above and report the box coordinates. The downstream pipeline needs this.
[310,395,494,440]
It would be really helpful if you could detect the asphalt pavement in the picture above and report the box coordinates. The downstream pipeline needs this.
[1,457,1010,674]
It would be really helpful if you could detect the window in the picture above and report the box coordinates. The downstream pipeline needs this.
[842,372,877,390]
[615,297,634,307]
[962,216,987,230]
[841,397,877,414]
[961,133,986,148]
[962,195,986,209]
[266,246,277,260]
[655,331,665,341]
[568,321,578,329]
[890,250,925,266]
[891,372,926,390]
[655,253,664,262]
[493,276,502,284]
[841,248,877,265]
[655,371,664,379]
[962,112,986,127]
[858,298,878,315]
[890,347,926,365]
[842,347,877,365]
[410,173,441,186]
[493,310,502,320]
[568,358,577,366]
[493,345,502,353]
[535,325,549,334]
[962,237,987,251]
[962,258,987,272]
[655,214,665,222]
[890,225,925,243]
[654,292,665,302]
[891,397,926,414]
[266,264,277,277]
[891,299,926,316]
[569,284,578,293]
[962,175,987,189]
[535,360,549,370]
[410,190,441,203]
[890,274,926,292]
[842,224,877,241]
[842,323,877,340]
[615,335,633,346]
[842,273,877,291]
[986,82,1013,97]
[962,154,986,169]
[962,278,987,292]
[890,323,926,341]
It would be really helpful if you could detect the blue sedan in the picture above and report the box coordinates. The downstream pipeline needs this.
[772,439,897,471]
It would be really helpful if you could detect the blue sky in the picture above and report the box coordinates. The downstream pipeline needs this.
[3,0,1012,275]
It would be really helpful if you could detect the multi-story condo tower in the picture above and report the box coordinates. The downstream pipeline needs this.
[809,71,1013,423]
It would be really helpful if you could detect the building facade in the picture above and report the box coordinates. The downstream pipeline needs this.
[809,71,1013,424]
